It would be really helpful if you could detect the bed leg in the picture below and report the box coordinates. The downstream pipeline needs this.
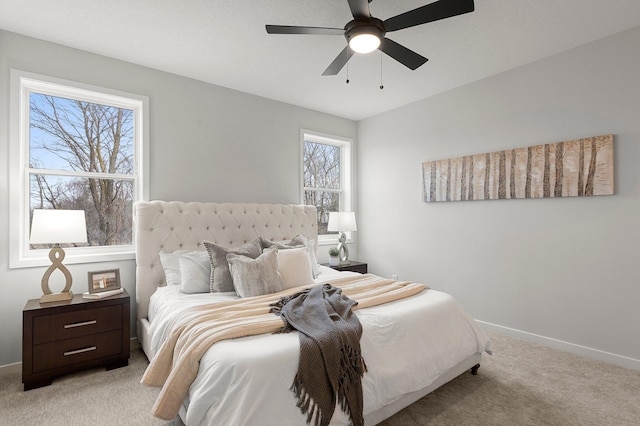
[470,364,480,375]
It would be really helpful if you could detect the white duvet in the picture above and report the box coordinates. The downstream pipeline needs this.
[147,267,491,426]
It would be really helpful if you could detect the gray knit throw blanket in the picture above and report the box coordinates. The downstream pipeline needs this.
[270,283,366,426]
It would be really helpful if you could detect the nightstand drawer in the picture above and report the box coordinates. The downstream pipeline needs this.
[322,260,368,274]
[32,305,123,344]
[342,263,367,274]
[32,330,123,373]
[23,290,130,390]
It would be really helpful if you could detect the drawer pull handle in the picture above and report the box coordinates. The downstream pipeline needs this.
[64,320,97,329]
[64,346,97,356]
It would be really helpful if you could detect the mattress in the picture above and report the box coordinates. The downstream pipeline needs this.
[145,266,491,425]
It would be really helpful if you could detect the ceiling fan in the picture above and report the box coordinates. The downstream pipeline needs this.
[266,0,475,76]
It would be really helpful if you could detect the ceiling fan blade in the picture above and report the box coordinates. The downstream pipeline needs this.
[322,47,355,76]
[266,25,344,36]
[379,38,428,70]
[347,0,372,20]
[384,0,474,32]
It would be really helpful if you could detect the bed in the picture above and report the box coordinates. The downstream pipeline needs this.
[135,200,491,425]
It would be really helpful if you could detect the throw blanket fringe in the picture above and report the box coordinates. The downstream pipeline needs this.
[270,284,366,426]
[141,274,427,420]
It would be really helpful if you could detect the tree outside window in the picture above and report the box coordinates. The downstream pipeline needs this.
[302,132,352,237]
[10,70,148,268]
[29,93,135,248]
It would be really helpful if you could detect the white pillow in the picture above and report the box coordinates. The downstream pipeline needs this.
[178,251,211,293]
[277,246,315,289]
[159,250,193,286]
[260,235,320,278]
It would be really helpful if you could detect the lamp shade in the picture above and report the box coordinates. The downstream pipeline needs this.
[327,211,357,232]
[349,33,380,54]
[30,209,88,245]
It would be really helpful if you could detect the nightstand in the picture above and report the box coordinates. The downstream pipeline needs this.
[22,289,130,391]
[322,260,368,274]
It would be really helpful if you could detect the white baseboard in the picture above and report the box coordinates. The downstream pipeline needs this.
[3,329,638,375]
[478,320,640,371]
[0,362,21,377]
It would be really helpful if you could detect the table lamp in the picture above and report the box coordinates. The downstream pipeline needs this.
[29,209,88,303]
[327,211,357,263]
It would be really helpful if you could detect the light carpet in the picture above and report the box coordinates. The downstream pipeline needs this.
[1,332,638,425]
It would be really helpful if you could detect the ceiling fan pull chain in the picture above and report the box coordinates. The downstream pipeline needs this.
[346,46,350,84]
[380,52,384,90]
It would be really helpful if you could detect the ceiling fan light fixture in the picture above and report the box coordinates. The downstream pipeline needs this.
[345,20,384,54]
[349,33,380,54]
[266,0,476,75]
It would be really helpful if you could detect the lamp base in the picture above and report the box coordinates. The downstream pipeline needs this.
[337,232,350,263]
[40,246,74,304]
[40,291,73,304]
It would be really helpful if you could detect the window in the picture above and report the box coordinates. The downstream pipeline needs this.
[301,130,352,243]
[10,70,149,268]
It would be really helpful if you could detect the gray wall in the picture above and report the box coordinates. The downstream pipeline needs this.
[2,25,639,372]
[358,26,640,369]
[0,30,357,367]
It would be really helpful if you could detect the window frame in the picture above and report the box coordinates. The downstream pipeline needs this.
[300,129,353,246]
[9,69,149,268]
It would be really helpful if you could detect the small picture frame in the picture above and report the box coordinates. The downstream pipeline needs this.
[88,269,121,294]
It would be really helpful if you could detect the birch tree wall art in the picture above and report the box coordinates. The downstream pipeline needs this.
[422,135,614,202]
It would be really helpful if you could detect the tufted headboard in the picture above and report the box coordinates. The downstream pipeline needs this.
[134,201,318,327]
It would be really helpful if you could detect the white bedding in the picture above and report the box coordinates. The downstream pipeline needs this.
[147,266,491,426]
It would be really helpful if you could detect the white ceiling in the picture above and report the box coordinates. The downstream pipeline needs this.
[1,0,640,121]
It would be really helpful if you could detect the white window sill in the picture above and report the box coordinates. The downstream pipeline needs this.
[10,247,135,269]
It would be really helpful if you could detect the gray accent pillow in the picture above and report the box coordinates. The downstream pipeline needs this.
[260,235,320,278]
[203,239,262,292]
[259,235,306,250]
[227,246,284,298]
